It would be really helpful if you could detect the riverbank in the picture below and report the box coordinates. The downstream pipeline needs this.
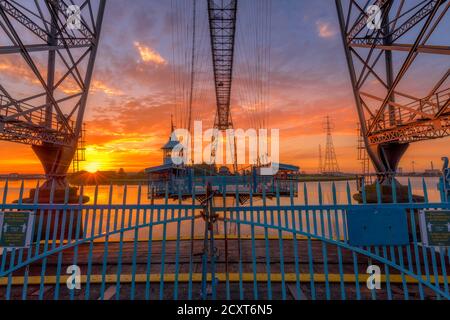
[67,170,147,186]
[296,175,358,182]
[66,173,358,186]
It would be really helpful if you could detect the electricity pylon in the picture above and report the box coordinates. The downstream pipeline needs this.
[323,116,341,175]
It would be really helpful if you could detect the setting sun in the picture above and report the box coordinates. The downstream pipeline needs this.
[84,162,101,173]
[0,0,448,305]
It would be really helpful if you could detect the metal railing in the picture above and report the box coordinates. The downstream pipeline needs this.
[366,88,450,132]
[0,176,449,300]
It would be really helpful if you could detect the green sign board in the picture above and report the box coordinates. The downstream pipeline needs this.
[420,210,450,247]
[0,211,35,248]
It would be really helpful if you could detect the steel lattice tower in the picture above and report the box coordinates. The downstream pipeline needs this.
[0,0,106,193]
[323,116,341,175]
[208,0,237,131]
[336,0,450,182]
[207,0,238,171]
[357,123,370,175]
[318,144,324,174]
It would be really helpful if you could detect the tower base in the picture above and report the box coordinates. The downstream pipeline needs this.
[353,183,424,204]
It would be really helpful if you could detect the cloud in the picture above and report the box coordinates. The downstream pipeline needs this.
[91,80,124,96]
[0,58,41,86]
[0,56,122,97]
[2,1,449,174]
[316,21,336,38]
[134,42,167,65]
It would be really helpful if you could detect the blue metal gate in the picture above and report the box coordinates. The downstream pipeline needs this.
[0,178,449,300]
[212,185,449,299]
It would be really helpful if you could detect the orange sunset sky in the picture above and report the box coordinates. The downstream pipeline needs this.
[0,0,449,174]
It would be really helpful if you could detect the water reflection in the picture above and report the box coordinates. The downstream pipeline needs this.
[0,177,442,205]
[0,177,442,240]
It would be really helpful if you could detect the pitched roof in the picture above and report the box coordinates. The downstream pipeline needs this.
[162,138,180,150]
[145,164,186,173]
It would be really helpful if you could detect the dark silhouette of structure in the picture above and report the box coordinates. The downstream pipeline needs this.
[336,0,449,183]
[0,0,106,200]
[323,116,341,175]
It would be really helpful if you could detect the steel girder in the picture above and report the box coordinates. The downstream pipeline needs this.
[208,0,238,131]
[336,0,450,175]
[0,0,106,147]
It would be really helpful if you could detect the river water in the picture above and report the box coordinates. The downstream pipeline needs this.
[0,177,442,240]
[0,177,442,205]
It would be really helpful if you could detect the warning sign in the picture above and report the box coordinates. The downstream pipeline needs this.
[420,210,450,247]
[0,211,35,249]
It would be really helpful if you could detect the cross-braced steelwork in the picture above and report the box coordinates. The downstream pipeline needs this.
[336,0,450,178]
[357,123,371,175]
[208,0,238,131]
[323,116,341,175]
[0,0,105,189]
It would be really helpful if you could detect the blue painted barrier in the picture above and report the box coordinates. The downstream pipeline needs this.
[0,177,448,300]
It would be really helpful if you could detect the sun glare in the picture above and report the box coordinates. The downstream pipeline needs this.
[85,162,100,173]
